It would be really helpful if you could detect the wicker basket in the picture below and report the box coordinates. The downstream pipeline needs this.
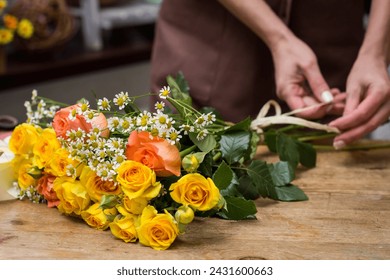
[66,0,123,6]
[9,0,76,53]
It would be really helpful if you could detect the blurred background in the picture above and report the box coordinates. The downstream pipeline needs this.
[0,0,158,122]
[0,0,389,139]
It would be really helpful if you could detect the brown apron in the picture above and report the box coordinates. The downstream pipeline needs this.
[150,0,365,122]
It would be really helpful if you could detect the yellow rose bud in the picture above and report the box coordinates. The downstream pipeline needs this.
[109,214,138,243]
[169,173,221,211]
[53,176,90,215]
[81,203,117,230]
[116,160,161,200]
[9,123,40,156]
[181,152,206,173]
[175,205,194,225]
[137,205,179,250]
[122,195,148,215]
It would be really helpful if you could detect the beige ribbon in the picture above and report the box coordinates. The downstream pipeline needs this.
[250,100,340,134]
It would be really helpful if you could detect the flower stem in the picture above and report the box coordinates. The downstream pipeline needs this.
[179,145,197,158]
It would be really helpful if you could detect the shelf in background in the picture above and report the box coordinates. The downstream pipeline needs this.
[0,24,155,91]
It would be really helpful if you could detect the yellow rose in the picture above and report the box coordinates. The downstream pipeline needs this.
[80,166,122,202]
[116,160,161,200]
[17,18,34,39]
[109,214,138,243]
[137,205,179,250]
[122,195,148,215]
[81,203,117,230]
[12,156,36,190]
[32,128,61,169]
[0,28,13,45]
[9,123,40,156]
[45,148,78,177]
[53,176,90,215]
[169,173,221,211]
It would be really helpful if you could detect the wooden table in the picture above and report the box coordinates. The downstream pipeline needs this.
[1,143,389,260]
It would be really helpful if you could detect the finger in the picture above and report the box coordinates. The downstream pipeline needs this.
[329,86,386,131]
[333,101,390,148]
[285,95,328,119]
[302,62,333,103]
[343,84,362,116]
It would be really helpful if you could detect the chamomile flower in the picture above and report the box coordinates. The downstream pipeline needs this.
[84,110,97,123]
[159,86,171,99]
[31,89,38,104]
[206,113,216,125]
[97,97,111,111]
[154,101,165,111]
[113,91,130,110]
[153,111,170,128]
[66,165,78,178]
[179,124,195,135]
[119,117,132,133]
[108,117,121,131]
[68,107,79,121]
[79,99,90,113]
[196,129,209,141]
[166,129,182,145]
[137,111,152,130]
[194,114,207,128]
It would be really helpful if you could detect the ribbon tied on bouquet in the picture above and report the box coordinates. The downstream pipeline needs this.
[250,100,340,135]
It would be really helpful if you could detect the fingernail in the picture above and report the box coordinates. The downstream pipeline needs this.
[333,140,346,150]
[321,90,334,103]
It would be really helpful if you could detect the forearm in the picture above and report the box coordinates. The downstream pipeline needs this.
[217,0,294,51]
[359,0,390,63]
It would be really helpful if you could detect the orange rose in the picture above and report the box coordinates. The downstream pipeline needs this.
[125,131,181,177]
[52,105,109,139]
[36,174,59,208]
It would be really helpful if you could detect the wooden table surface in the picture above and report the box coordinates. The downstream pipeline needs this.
[1,143,389,260]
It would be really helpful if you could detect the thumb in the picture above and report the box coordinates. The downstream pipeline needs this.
[302,62,334,104]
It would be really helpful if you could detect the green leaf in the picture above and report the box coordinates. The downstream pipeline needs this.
[246,160,277,198]
[268,161,295,187]
[198,153,213,178]
[264,130,278,153]
[237,175,260,200]
[217,196,257,220]
[225,117,251,132]
[276,133,300,168]
[166,74,192,106]
[274,184,309,201]
[219,131,251,164]
[173,71,190,93]
[189,132,217,153]
[297,141,317,168]
[99,195,118,209]
[212,161,234,190]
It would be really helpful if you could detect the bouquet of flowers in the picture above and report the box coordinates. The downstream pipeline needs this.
[0,0,34,45]
[7,73,336,250]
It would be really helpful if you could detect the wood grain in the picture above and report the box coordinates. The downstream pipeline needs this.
[1,143,389,260]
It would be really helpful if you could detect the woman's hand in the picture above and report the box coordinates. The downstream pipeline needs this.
[271,36,346,119]
[329,54,390,148]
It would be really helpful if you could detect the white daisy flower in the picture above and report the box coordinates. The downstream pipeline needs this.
[159,86,171,99]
